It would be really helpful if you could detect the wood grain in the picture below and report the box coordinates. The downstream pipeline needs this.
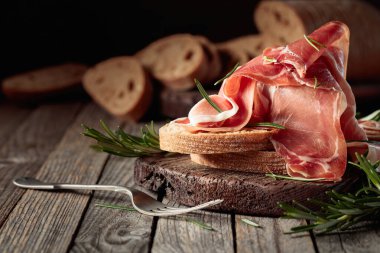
[314,227,380,253]
[134,154,356,216]
[0,103,32,146]
[236,215,315,253]
[0,102,82,226]
[152,200,234,253]
[70,124,155,253]
[0,103,115,253]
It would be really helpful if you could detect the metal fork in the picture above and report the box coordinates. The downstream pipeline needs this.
[13,177,223,216]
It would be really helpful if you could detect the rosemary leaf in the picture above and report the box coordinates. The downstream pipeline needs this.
[95,203,136,211]
[241,218,262,228]
[195,78,223,113]
[186,218,215,231]
[360,109,380,122]
[213,62,239,86]
[304,35,326,52]
[252,122,286,129]
[266,173,326,182]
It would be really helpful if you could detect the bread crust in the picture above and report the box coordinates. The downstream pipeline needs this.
[82,56,152,122]
[190,150,286,175]
[135,34,210,90]
[159,122,277,154]
[2,63,87,100]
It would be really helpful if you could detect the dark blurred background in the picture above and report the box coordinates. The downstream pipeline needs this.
[0,0,379,113]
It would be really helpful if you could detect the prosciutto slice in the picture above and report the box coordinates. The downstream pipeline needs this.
[174,21,374,181]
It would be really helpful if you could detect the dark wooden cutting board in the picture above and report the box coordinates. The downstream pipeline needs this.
[134,154,358,217]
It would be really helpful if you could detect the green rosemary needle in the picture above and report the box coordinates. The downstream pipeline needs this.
[241,218,262,228]
[194,78,223,113]
[252,122,286,130]
[304,35,326,52]
[313,76,320,89]
[266,173,326,182]
[213,62,240,86]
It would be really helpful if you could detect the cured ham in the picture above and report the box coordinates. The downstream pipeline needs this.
[174,21,376,181]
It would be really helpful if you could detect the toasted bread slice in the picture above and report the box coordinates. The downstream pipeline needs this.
[135,34,209,90]
[2,63,87,100]
[190,151,286,175]
[82,56,152,122]
[159,122,277,154]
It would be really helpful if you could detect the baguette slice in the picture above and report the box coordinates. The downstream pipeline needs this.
[216,35,280,75]
[159,122,277,154]
[82,56,152,122]
[135,34,209,90]
[191,150,286,175]
[2,63,87,100]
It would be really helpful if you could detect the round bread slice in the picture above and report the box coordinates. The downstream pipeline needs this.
[82,56,152,122]
[135,34,209,90]
[190,150,286,175]
[2,63,88,100]
[159,122,277,154]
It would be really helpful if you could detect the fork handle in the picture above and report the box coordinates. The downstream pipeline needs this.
[13,177,127,192]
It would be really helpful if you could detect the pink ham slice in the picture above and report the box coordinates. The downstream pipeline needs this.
[174,21,370,181]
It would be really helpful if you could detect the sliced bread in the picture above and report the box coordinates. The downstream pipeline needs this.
[135,34,210,90]
[159,122,277,154]
[190,150,286,175]
[82,56,152,122]
[2,63,88,100]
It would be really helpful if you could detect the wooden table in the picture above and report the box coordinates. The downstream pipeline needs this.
[0,100,378,253]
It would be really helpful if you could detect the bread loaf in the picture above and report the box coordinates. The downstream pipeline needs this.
[254,0,380,80]
[2,63,87,100]
[82,56,152,122]
[216,35,280,75]
[190,150,286,175]
[159,122,277,154]
[135,34,210,90]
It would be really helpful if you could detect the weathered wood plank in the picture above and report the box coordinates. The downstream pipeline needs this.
[0,103,32,145]
[0,103,116,253]
[314,228,380,253]
[152,201,234,253]
[235,215,315,253]
[70,124,155,253]
[0,102,82,226]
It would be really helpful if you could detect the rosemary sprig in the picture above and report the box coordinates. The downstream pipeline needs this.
[304,35,326,52]
[241,218,262,228]
[82,120,164,157]
[195,79,223,113]
[279,153,380,234]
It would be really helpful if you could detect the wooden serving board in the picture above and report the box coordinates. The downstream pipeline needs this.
[134,154,358,217]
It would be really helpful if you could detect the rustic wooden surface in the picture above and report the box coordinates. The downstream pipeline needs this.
[134,154,357,216]
[0,100,378,253]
